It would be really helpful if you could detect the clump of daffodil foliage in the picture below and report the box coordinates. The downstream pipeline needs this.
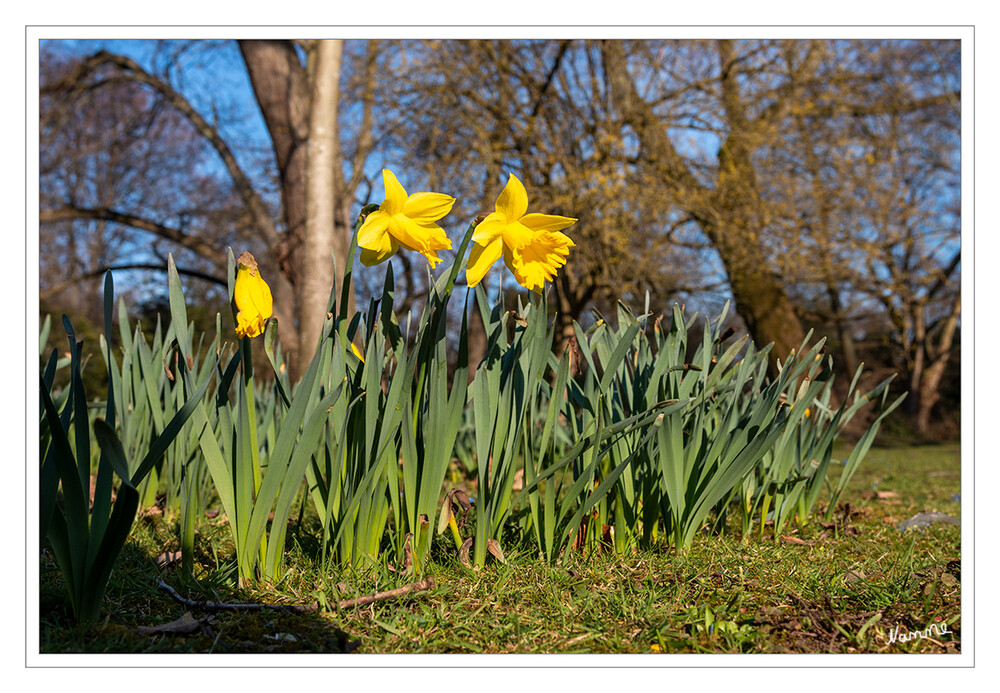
[41,166,903,621]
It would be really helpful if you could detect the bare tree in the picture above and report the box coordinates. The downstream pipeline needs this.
[600,39,959,375]
[755,40,961,434]
[40,39,380,377]
[39,45,236,322]
[40,38,961,427]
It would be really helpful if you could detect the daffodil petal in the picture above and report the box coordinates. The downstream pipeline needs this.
[496,174,528,224]
[466,237,504,287]
[472,212,507,245]
[254,273,274,316]
[502,244,519,276]
[359,234,398,266]
[351,341,365,363]
[386,218,450,268]
[358,210,390,249]
[500,219,534,251]
[381,169,408,214]
[520,213,578,235]
[390,216,451,256]
[403,192,456,224]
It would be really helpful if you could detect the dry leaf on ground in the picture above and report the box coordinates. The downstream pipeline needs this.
[136,611,209,636]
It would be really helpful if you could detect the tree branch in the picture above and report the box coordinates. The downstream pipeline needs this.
[345,40,380,196]
[530,40,571,120]
[40,205,221,262]
[813,91,960,120]
[600,40,718,228]
[41,263,226,301]
[926,248,961,300]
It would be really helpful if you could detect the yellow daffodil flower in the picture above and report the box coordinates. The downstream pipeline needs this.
[357,169,456,268]
[234,251,273,339]
[466,174,577,292]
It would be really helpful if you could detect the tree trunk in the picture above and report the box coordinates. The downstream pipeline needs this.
[829,286,860,376]
[239,39,310,378]
[915,293,960,436]
[301,40,343,363]
[240,39,352,377]
[718,250,806,371]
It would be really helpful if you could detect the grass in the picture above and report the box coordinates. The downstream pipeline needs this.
[37,442,961,655]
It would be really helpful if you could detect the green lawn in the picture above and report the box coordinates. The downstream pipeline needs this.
[38,443,961,655]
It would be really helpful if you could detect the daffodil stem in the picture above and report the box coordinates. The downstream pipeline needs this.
[448,516,463,551]
[443,219,478,297]
[760,492,771,538]
[399,218,479,563]
[413,220,477,424]
[415,220,477,414]
[338,206,370,326]
[240,335,267,575]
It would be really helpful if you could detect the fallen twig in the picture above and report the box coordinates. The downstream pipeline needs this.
[335,577,436,609]
[156,577,437,614]
[157,579,311,613]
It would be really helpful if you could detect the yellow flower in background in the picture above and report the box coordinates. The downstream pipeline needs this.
[234,251,273,339]
[358,169,456,268]
[466,174,577,292]
[351,341,365,363]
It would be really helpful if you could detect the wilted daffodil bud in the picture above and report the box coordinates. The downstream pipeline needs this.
[234,251,273,339]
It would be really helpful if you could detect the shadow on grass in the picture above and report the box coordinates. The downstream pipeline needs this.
[39,516,362,655]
